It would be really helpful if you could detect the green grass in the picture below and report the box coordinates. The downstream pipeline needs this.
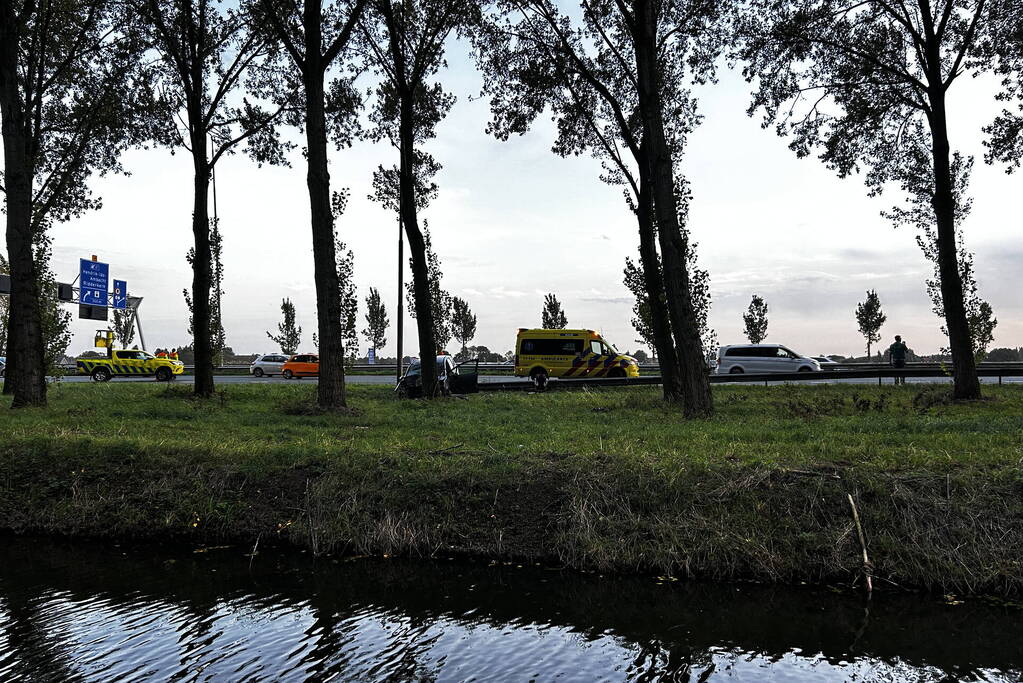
[2,383,1022,594]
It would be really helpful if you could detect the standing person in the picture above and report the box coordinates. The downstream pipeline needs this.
[170,348,179,361]
[889,335,908,385]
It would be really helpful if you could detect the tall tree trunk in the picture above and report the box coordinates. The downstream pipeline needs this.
[0,12,46,406]
[398,95,438,397]
[302,20,346,409]
[633,2,712,417]
[189,134,216,398]
[926,91,981,400]
[636,148,681,402]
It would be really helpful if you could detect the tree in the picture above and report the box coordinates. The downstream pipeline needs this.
[541,293,568,329]
[919,234,997,361]
[361,0,480,397]
[982,2,1023,170]
[335,236,359,365]
[362,286,389,354]
[743,295,768,344]
[253,0,367,410]
[113,308,136,349]
[475,0,722,415]
[0,253,8,356]
[623,258,656,357]
[135,0,289,397]
[404,227,452,351]
[184,219,226,365]
[737,1,1020,400]
[1,0,148,405]
[624,236,716,362]
[987,347,1021,362]
[450,297,477,357]
[855,290,886,360]
[267,298,302,354]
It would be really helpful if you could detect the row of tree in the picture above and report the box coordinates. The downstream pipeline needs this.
[734,286,996,363]
[4,0,1021,414]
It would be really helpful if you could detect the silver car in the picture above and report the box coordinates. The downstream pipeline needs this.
[716,344,820,374]
[249,353,288,377]
[0,356,5,377]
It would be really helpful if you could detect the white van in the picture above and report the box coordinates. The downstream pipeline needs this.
[716,344,820,374]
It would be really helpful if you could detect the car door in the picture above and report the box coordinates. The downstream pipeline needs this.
[743,347,765,373]
[304,355,320,376]
[115,350,143,375]
[449,358,479,394]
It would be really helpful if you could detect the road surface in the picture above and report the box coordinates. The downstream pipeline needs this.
[53,374,1020,386]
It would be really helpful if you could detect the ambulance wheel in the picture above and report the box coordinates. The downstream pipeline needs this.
[608,367,626,378]
[283,369,293,379]
[155,367,172,382]
[91,367,112,382]
[529,368,549,390]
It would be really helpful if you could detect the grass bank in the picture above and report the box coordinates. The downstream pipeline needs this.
[2,383,1021,595]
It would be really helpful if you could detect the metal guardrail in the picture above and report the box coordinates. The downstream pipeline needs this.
[479,366,1023,392]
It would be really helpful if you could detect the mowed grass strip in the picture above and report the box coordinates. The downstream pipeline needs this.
[2,383,1022,594]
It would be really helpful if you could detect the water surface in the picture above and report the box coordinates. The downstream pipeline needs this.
[1,538,1020,681]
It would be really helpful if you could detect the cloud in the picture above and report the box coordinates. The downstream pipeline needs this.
[580,296,632,304]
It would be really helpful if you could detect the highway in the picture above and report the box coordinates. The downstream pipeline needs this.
[54,373,1021,386]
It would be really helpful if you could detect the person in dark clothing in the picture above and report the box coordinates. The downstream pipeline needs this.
[889,335,908,385]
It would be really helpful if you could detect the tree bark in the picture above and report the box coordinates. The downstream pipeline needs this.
[632,1,713,417]
[0,9,46,406]
[302,9,346,409]
[189,132,216,398]
[927,85,980,399]
[398,95,439,397]
[635,143,681,402]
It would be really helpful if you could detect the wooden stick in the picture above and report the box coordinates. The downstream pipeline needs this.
[847,493,873,594]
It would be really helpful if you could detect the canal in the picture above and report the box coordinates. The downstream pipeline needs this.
[1,537,1020,681]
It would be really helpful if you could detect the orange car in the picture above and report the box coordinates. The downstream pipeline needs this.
[282,353,319,379]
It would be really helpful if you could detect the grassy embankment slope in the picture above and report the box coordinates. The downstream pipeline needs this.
[1,383,1021,594]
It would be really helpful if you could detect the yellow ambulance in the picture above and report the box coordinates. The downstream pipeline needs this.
[514,328,639,384]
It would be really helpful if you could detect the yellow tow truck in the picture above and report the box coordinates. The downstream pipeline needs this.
[77,330,184,382]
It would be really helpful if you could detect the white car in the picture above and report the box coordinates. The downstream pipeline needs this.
[716,344,821,374]
[811,356,841,368]
[249,353,289,377]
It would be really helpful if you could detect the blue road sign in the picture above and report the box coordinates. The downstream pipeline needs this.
[79,259,109,306]
[113,279,127,310]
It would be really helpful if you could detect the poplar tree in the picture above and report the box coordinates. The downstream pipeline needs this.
[743,295,768,345]
[135,0,289,397]
[1,0,148,406]
[113,308,136,349]
[541,293,567,329]
[362,287,389,355]
[404,228,452,351]
[855,290,886,360]
[252,0,367,409]
[475,0,723,415]
[450,297,477,358]
[360,0,480,396]
[267,298,302,355]
[737,0,1020,399]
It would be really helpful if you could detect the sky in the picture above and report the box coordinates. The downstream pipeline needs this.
[26,39,1023,361]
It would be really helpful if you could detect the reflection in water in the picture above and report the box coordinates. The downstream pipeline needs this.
[0,537,1020,681]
